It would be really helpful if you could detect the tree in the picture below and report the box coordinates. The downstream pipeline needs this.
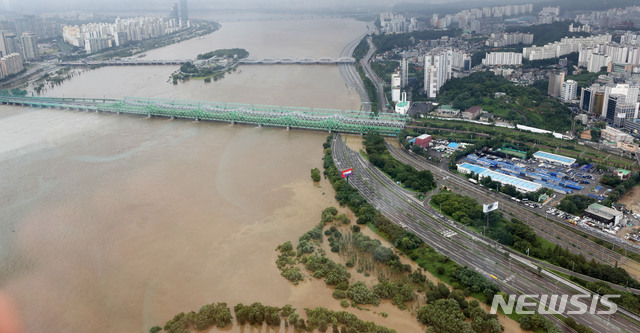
[417,299,474,333]
[311,168,322,182]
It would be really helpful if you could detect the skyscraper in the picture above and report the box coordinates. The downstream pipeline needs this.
[561,80,577,102]
[400,55,408,88]
[423,49,453,98]
[180,0,189,27]
[547,72,565,98]
[391,72,401,102]
[171,3,180,23]
[21,32,38,61]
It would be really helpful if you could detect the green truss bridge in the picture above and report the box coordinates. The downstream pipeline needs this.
[0,96,408,136]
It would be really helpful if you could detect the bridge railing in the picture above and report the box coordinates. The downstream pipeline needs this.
[0,96,408,136]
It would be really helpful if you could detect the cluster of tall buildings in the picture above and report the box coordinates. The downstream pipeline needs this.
[578,33,640,73]
[453,3,534,31]
[379,13,423,34]
[391,55,409,102]
[485,32,533,48]
[0,15,60,42]
[0,31,37,65]
[61,1,188,54]
[580,83,639,128]
[169,0,189,28]
[523,34,612,61]
[537,6,561,25]
[423,48,471,98]
[63,16,184,54]
[427,3,533,30]
[575,6,640,28]
[0,14,56,63]
[548,73,579,103]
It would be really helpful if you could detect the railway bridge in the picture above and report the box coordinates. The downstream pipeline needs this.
[0,96,407,136]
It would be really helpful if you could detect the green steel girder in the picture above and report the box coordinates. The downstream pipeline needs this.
[0,96,408,136]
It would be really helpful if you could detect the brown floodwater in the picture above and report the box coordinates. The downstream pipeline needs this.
[0,16,522,333]
[0,17,429,333]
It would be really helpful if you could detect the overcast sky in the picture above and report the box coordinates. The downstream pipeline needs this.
[1,0,519,14]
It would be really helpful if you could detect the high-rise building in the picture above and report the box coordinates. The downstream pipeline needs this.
[561,80,578,102]
[605,94,625,123]
[614,103,637,127]
[0,53,24,76]
[171,3,180,22]
[400,55,408,88]
[21,32,38,61]
[424,49,453,98]
[180,0,189,27]
[587,53,611,73]
[580,86,602,113]
[0,31,9,57]
[602,84,639,118]
[14,15,38,38]
[548,72,565,98]
[391,72,401,102]
[0,31,21,58]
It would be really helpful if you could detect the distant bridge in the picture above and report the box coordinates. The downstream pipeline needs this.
[239,57,355,65]
[57,57,355,67]
[58,59,192,66]
[0,96,407,136]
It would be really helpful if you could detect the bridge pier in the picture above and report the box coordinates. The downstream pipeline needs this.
[170,115,174,120]
[194,118,199,122]
[230,121,235,125]
[286,126,290,131]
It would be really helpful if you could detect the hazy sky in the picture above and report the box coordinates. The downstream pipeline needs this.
[0,0,507,14]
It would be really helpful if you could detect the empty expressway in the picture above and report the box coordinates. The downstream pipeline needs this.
[331,134,640,332]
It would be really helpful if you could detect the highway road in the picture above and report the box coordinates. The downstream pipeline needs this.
[338,24,373,112]
[385,143,640,279]
[331,134,640,332]
[360,36,389,113]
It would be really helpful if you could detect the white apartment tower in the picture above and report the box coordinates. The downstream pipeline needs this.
[424,50,452,98]
[561,80,578,102]
[391,72,401,102]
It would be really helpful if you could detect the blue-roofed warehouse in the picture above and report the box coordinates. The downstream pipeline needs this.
[447,142,459,149]
[458,163,542,193]
[533,151,576,167]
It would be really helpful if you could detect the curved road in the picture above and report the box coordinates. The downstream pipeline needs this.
[338,24,373,112]
[360,36,389,113]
